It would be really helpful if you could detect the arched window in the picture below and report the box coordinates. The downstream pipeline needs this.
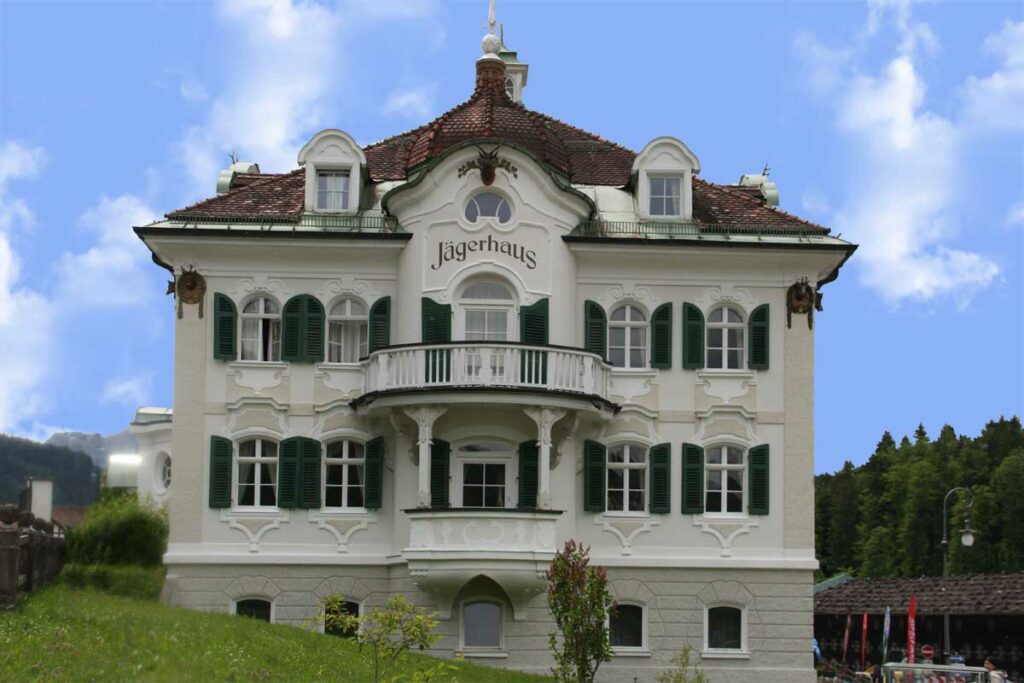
[707,606,743,650]
[608,304,647,368]
[324,440,365,509]
[237,438,278,507]
[705,445,745,514]
[327,298,368,363]
[707,307,744,370]
[240,297,282,362]
[609,602,645,649]
[155,452,171,492]
[236,598,272,622]
[504,77,514,99]
[324,598,360,637]
[464,192,512,224]
[460,280,516,378]
[607,443,647,512]
[462,600,503,650]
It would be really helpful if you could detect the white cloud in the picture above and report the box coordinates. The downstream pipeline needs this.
[0,141,47,232]
[962,20,1024,132]
[797,5,1005,308]
[57,194,159,308]
[382,84,437,120]
[1006,201,1024,229]
[100,374,153,407]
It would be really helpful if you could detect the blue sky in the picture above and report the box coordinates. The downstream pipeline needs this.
[0,0,1021,473]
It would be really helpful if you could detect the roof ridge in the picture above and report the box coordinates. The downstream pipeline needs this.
[530,108,638,155]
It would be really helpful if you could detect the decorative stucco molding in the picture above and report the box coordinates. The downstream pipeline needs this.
[308,513,376,553]
[224,575,283,601]
[594,515,660,556]
[228,362,289,395]
[220,510,290,552]
[692,517,760,557]
[233,275,293,302]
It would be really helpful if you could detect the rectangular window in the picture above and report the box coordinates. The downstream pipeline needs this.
[649,176,681,216]
[237,439,277,507]
[707,606,743,650]
[462,462,506,508]
[317,171,350,211]
[606,444,646,512]
[609,604,644,649]
[324,441,365,509]
[705,446,744,514]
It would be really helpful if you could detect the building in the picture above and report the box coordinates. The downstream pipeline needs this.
[814,574,1024,678]
[134,19,854,682]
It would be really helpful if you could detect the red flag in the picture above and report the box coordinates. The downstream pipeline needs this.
[861,611,869,669]
[842,613,852,663]
[907,595,918,664]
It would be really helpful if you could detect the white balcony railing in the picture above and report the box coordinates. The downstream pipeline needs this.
[362,343,610,400]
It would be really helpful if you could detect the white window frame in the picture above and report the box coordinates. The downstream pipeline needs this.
[706,305,746,371]
[703,604,748,658]
[323,440,366,511]
[464,191,513,225]
[234,438,279,510]
[315,170,351,212]
[326,298,368,364]
[607,601,649,655]
[239,296,282,362]
[457,280,518,341]
[453,442,516,509]
[647,175,682,217]
[605,443,648,515]
[460,599,506,655]
[608,304,648,369]
[703,444,747,518]
[232,596,275,623]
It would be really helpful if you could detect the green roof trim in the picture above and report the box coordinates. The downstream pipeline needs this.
[572,220,828,239]
[161,213,402,232]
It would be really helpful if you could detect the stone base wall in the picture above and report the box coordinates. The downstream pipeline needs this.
[164,564,814,683]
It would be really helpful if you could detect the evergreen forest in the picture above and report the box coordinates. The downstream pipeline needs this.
[815,416,1024,579]
[0,434,100,506]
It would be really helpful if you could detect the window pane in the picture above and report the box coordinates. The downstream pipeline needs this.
[475,193,502,216]
[485,464,505,485]
[239,441,257,459]
[706,491,722,512]
[237,599,271,622]
[727,328,743,349]
[609,348,625,367]
[708,328,723,348]
[608,447,625,464]
[607,468,624,489]
[464,282,512,300]
[465,464,483,485]
[708,309,723,323]
[628,448,646,464]
[663,196,679,215]
[464,486,483,507]
[325,484,343,508]
[465,201,480,222]
[497,200,512,223]
[727,492,743,513]
[706,448,722,465]
[727,350,742,369]
[727,448,743,465]
[326,464,344,486]
[607,490,623,511]
[484,486,504,508]
[464,602,501,648]
[628,468,644,490]
[665,178,681,198]
[628,489,644,511]
[630,349,644,367]
[727,470,743,492]
[609,327,625,346]
[708,607,742,649]
[650,197,665,215]
[348,484,364,508]
[707,349,723,368]
[727,309,743,323]
[629,327,645,346]
[707,470,722,491]
[609,604,643,648]
[262,441,278,459]
[264,299,279,315]
[649,177,664,195]
[610,307,626,321]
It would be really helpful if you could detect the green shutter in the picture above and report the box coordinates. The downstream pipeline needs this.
[213,294,237,361]
[363,437,384,510]
[682,303,704,369]
[519,299,549,384]
[584,301,607,359]
[422,298,452,382]
[649,443,671,513]
[518,440,539,509]
[208,436,233,508]
[299,438,322,509]
[278,438,300,508]
[430,440,450,508]
[368,297,391,354]
[282,295,324,363]
[748,304,769,370]
[681,443,704,514]
[650,303,673,369]
[748,444,770,515]
[583,440,606,512]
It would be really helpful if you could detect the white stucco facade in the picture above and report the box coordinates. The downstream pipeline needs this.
[135,31,853,683]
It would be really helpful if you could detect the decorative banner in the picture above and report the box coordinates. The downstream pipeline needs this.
[882,606,892,664]
[861,611,869,669]
[907,595,918,664]
[842,613,852,663]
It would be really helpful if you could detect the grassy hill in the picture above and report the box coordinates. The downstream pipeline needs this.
[0,586,553,682]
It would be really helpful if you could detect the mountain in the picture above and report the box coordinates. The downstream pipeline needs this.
[46,429,138,469]
[0,434,100,506]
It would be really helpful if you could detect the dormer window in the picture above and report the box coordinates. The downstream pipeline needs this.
[649,176,681,217]
[317,171,350,211]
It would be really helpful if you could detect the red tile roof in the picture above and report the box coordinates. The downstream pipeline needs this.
[815,574,1024,616]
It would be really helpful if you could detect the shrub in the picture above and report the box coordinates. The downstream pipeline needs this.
[656,645,708,683]
[66,494,168,566]
[60,563,166,600]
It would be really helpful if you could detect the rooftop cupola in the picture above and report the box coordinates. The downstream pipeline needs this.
[498,35,528,103]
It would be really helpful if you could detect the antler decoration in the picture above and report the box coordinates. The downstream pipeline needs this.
[457,144,518,184]
[786,277,816,330]
[175,266,208,319]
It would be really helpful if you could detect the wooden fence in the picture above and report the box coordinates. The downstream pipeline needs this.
[0,504,66,608]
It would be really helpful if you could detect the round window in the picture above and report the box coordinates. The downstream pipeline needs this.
[155,452,172,492]
[465,192,512,224]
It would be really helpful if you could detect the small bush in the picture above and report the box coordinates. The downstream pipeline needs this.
[66,494,167,566]
[60,563,166,600]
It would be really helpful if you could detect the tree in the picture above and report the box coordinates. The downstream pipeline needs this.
[992,451,1024,571]
[322,594,449,683]
[826,462,859,573]
[546,539,614,682]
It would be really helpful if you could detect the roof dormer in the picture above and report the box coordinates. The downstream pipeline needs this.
[633,136,700,221]
[298,129,366,214]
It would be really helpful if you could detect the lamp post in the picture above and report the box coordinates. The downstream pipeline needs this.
[940,487,974,663]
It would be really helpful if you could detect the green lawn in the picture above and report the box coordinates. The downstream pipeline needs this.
[0,586,553,682]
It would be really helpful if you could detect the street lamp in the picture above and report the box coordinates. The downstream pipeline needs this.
[940,487,975,663]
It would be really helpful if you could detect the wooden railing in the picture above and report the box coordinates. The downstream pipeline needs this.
[362,343,610,400]
[0,506,66,608]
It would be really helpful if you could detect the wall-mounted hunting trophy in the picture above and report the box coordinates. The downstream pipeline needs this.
[175,267,207,319]
[786,278,817,330]
[457,144,519,186]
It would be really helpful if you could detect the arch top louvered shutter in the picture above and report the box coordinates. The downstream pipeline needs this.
[682,303,704,369]
[277,438,300,508]
[213,294,237,361]
[649,443,671,513]
[298,438,322,509]
[748,304,769,370]
[584,300,607,360]
[368,297,391,354]
[282,295,325,363]
[650,303,673,369]
[519,298,549,384]
[681,443,704,514]
[209,435,233,508]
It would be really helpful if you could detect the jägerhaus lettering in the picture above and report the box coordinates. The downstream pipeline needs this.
[431,235,537,270]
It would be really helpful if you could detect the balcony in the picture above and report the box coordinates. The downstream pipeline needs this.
[402,508,562,619]
[358,343,612,406]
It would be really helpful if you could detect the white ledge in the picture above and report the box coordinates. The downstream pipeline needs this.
[612,648,652,658]
[701,650,751,660]
[458,650,509,659]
